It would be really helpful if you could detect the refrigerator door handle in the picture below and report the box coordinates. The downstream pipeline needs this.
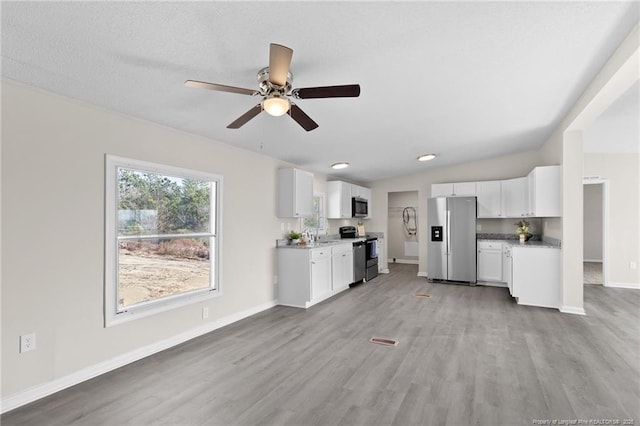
[446,209,451,255]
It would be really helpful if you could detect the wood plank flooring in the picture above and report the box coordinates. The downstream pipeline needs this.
[3,264,639,425]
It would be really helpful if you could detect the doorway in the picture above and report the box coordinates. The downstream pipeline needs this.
[387,191,419,264]
[583,179,609,286]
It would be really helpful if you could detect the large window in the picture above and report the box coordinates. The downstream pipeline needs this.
[303,193,327,235]
[105,156,222,326]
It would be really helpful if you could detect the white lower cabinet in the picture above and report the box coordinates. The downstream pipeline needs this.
[511,247,560,308]
[278,245,353,309]
[310,249,332,302]
[331,244,353,292]
[477,241,503,282]
[504,245,513,295]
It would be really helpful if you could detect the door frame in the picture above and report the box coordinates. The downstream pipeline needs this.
[583,178,609,286]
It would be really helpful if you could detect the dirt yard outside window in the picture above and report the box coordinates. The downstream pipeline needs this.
[118,240,210,309]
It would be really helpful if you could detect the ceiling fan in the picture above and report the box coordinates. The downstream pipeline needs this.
[185,43,360,132]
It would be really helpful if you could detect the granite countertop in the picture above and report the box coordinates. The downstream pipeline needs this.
[277,232,385,249]
[277,240,355,249]
[477,234,561,249]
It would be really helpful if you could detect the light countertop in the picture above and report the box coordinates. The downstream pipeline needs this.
[478,238,561,249]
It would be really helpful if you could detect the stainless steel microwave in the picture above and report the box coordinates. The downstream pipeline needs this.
[352,197,368,217]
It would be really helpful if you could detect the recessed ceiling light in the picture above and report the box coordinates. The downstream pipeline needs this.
[417,154,436,162]
[331,162,350,170]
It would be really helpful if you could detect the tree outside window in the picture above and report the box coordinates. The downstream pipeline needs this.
[303,193,327,235]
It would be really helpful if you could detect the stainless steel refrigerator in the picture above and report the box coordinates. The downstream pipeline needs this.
[427,196,477,284]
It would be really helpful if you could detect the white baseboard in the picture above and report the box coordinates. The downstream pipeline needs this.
[559,305,586,315]
[606,281,640,289]
[478,281,508,288]
[417,272,428,278]
[0,300,277,414]
[379,269,390,274]
[583,259,603,263]
[392,259,419,265]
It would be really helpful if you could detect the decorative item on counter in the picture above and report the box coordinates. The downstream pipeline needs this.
[299,231,310,246]
[515,220,532,243]
[357,221,366,237]
[288,231,302,245]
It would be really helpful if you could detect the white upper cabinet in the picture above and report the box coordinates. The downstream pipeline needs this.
[277,168,314,218]
[351,184,365,198]
[527,166,561,217]
[434,165,561,219]
[476,181,502,218]
[327,181,353,219]
[503,177,529,218]
[431,182,476,197]
[327,181,372,219]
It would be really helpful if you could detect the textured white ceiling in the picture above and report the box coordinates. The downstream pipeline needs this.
[2,1,638,183]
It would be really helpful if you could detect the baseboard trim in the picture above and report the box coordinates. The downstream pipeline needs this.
[380,268,390,274]
[417,272,428,278]
[392,259,419,265]
[583,259,603,263]
[478,281,508,288]
[0,300,277,414]
[606,281,640,289]
[559,305,586,315]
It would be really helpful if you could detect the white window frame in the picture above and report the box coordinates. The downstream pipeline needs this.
[304,192,327,235]
[105,155,223,327]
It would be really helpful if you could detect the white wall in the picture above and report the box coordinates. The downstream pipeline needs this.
[583,184,604,262]
[584,154,640,285]
[0,79,301,401]
[476,218,542,235]
[558,24,639,311]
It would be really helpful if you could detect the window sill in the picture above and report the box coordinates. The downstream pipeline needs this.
[105,288,222,327]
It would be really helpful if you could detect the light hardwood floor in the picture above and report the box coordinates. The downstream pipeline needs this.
[3,264,639,425]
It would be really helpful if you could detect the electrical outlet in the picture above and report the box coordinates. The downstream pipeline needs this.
[202,307,209,319]
[630,261,638,270]
[20,333,36,353]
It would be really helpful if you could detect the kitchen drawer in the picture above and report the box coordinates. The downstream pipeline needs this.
[331,244,352,255]
[310,248,331,261]
[478,241,503,250]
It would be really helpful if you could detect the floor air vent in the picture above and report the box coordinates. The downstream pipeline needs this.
[414,293,431,298]
[369,337,398,347]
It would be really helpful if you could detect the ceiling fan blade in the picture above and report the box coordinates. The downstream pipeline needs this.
[185,80,259,96]
[289,104,319,132]
[291,84,361,99]
[269,43,293,87]
[227,104,262,129]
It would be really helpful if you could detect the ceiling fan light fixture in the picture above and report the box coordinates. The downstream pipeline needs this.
[331,162,350,170]
[262,94,290,117]
[417,154,437,162]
